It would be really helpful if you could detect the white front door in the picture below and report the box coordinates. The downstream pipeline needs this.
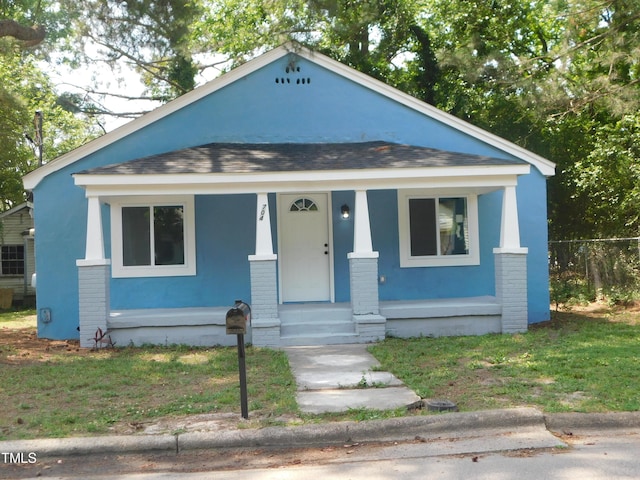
[279,193,332,302]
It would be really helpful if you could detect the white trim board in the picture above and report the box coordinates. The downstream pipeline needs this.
[74,165,530,198]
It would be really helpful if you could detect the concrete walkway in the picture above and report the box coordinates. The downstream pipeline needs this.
[283,344,421,414]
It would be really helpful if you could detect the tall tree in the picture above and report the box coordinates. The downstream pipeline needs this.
[60,0,203,102]
[198,0,440,103]
[0,49,102,210]
[56,1,439,110]
[418,0,640,239]
[21,0,640,239]
[541,1,640,238]
[0,1,101,210]
[0,18,45,46]
[563,113,640,237]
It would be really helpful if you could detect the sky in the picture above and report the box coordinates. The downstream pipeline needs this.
[47,49,228,133]
[48,61,162,132]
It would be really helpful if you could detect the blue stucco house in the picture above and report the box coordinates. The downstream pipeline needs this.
[23,44,555,348]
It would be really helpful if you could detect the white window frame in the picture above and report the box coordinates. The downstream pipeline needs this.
[398,189,480,268]
[110,195,196,278]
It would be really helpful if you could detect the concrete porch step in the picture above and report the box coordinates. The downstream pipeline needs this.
[278,303,356,345]
[279,332,359,347]
[280,320,356,337]
[278,303,352,324]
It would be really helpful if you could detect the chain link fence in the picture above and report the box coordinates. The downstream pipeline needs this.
[549,237,640,307]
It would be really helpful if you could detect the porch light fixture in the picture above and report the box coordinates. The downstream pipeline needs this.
[341,204,350,219]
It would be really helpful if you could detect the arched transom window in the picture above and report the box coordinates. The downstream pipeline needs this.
[289,198,318,212]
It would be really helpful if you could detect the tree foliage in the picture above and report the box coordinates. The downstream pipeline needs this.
[0,46,102,210]
[59,0,203,101]
[567,113,640,236]
[0,1,102,211]
[196,0,440,103]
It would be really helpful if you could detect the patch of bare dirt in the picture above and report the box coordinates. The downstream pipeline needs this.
[551,302,614,317]
[0,325,95,365]
[106,412,304,436]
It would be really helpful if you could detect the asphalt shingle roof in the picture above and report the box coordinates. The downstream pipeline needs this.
[76,141,525,176]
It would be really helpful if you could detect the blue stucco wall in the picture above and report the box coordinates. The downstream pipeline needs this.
[109,195,254,310]
[331,191,355,302]
[32,52,551,340]
[518,169,552,323]
[369,189,499,301]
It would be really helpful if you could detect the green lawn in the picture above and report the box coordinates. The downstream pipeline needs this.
[1,313,298,440]
[370,307,640,413]
[1,305,639,440]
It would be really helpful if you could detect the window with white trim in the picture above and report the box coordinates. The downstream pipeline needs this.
[110,196,196,278]
[398,190,479,267]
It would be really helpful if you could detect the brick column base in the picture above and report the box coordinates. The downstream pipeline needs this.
[249,256,280,347]
[77,260,110,348]
[348,254,386,341]
[494,250,528,333]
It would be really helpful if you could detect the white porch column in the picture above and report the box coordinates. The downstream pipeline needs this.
[348,190,385,341]
[254,192,275,258]
[352,189,376,256]
[497,185,526,252]
[494,186,528,334]
[76,195,111,348]
[248,193,280,346]
[84,196,106,261]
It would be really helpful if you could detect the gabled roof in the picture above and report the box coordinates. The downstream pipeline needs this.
[0,202,32,219]
[24,43,555,191]
[77,141,526,176]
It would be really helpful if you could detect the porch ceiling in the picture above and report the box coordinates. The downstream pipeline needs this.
[73,141,530,196]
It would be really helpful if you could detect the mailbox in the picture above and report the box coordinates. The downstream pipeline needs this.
[226,300,251,419]
[226,300,251,335]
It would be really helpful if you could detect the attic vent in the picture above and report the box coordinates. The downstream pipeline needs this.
[275,76,311,85]
[275,64,311,86]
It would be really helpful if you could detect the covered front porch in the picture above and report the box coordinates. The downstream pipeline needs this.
[103,296,502,347]
[72,142,530,348]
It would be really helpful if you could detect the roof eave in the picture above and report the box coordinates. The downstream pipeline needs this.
[317,57,556,177]
[24,42,555,191]
[73,164,530,197]
[23,45,295,191]
[0,202,31,218]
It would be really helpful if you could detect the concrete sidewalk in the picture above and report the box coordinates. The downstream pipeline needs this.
[283,344,421,414]
[3,408,640,459]
[5,408,640,458]
[2,408,559,457]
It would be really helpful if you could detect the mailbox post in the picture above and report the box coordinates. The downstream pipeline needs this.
[226,300,251,419]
